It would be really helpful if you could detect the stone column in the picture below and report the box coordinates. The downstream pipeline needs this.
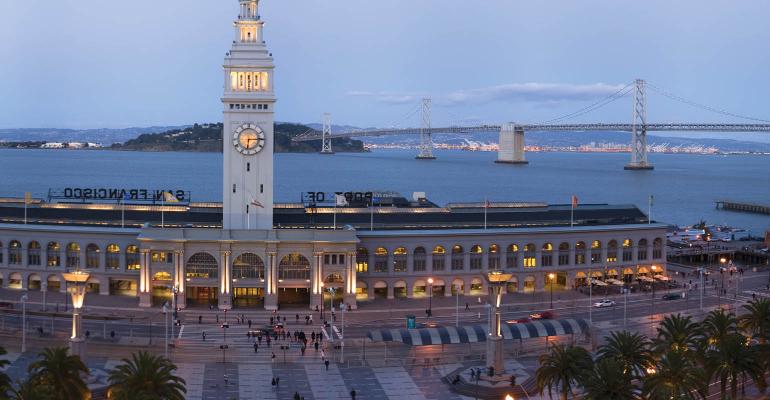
[344,251,357,309]
[1,246,8,267]
[175,250,186,309]
[311,252,323,310]
[138,249,151,307]
[99,276,110,295]
[463,253,470,272]
[406,252,414,274]
[21,246,28,268]
[482,250,489,271]
[425,253,433,273]
[264,252,277,310]
[218,251,232,310]
[386,283,394,300]
[386,253,394,274]
[98,249,106,271]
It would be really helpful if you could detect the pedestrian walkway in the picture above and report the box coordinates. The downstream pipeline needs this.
[239,364,277,400]
[373,366,426,400]
[175,362,205,400]
[305,363,348,399]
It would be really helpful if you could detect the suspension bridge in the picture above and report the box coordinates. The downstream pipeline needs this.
[293,79,770,170]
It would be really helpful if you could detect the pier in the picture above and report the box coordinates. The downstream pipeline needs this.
[716,200,770,216]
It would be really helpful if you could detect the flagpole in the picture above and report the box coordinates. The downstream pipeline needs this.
[648,195,653,224]
[370,202,374,231]
[570,204,574,227]
[483,197,488,230]
[121,197,125,228]
[161,195,165,228]
[333,201,337,230]
[23,193,27,225]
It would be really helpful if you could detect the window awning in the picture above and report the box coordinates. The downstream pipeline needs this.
[366,318,590,346]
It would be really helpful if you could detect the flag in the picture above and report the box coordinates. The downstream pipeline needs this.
[335,194,348,207]
[649,195,654,207]
[571,195,578,208]
[24,192,31,205]
[163,191,179,203]
[250,199,264,208]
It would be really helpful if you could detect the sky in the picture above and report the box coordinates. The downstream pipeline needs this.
[2,0,770,141]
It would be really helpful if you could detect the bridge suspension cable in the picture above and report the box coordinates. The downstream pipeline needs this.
[646,82,770,123]
[537,81,634,125]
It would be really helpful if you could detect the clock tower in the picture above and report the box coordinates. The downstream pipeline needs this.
[222,0,275,230]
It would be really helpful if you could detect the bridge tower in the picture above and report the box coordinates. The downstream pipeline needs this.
[495,123,528,164]
[320,113,334,154]
[416,98,436,159]
[624,79,653,170]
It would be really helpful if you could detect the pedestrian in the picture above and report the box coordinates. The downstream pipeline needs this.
[296,313,300,322]
[271,377,276,386]
[324,359,330,370]
[305,315,310,325]
[247,331,251,339]
[258,334,263,344]
[270,317,274,325]
[350,389,357,399]
[248,319,252,329]
[465,303,469,311]
[301,346,306,356]
[314,341,319,351]
[272,352,276,362]
[276,377,280,386]
[309,315,313,324]
[198,315,202,324]
[294,392,301,400]
[202,331,206,341]
[85,330,90,339]
[216,314,219,324]
[254,342,258,353]
[311,331,316,341]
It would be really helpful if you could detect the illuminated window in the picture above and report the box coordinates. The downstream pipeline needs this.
[558,242,570,266]
[233,252,265,279]
[47,242,61,267]
[151,251,173,264]
[374,247,388,273]
[66,242,81,268]
[432,246,445,271]
[622,239,633,262]
[186,252,219,279]
[488,244,500,270]
[607,240,618,263]
[575,241,586,265]
[86,244,100,269]
[106,244,120,269]
[278,253,310,280]
[506,244,518,269]
[541,243,553,267]
[126,245,141,270]
[451,245,464,271]
[523,243,536,268]
[591,240,602,264]
[356,248,368,273]
[28,241,41,266]
[153,271,172,281]
[8,240,21,265]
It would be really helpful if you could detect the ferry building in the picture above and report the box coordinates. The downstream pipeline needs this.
[0,0,666,311]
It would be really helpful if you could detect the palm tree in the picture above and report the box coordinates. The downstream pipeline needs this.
[705,333,763,399]
[596,331,653,378]
[740,298,770,343]
[702,309,738,349]
[8,377,55,400]
[535,344,593,400]
[107,351,186,400]
[0,346,13,398]
[642,349,705,400]
[27,347,89,400]
[653,313,702,355]
[582,357,641,400]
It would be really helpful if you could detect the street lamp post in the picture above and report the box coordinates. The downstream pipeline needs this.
[455,283,460,327]
[62,270,90,360]
[427,277,434,318]
[327,286,335,347]
[548,273,555,310]
[20,294,28,353]
[320,282,325,322]
[485,270,513,376]
[162,303,169,359]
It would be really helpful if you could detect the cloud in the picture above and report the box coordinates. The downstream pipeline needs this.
[345,90,422,105]
[444,82,627,106]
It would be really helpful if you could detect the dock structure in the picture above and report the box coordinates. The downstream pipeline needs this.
[716,200,770,216]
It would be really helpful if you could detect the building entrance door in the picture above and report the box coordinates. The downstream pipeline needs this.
[277,287,310,306]
[233,287,264,308]
[186,286,218,307]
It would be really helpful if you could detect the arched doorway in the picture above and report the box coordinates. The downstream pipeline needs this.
[232,253,265,308]
[185,252,218,307]
[393,280,407,298]
[152,271,173,306]
[278,254,311,306]
[28,274,41,291]
[373,281,388,299]
[356,281,368,300]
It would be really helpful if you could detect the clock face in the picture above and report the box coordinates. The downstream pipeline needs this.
[232,124,265,155]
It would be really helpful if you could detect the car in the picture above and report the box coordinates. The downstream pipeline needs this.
[593,299,616,308]
[662,293,683,301]
[530,311,555,320]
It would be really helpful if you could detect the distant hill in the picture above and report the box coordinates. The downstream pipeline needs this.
[0,126,185,144]
[110,122,365,153]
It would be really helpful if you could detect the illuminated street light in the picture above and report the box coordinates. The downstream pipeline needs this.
[62,269,90,360]
[548,273,556,309]
[485,270,513,375]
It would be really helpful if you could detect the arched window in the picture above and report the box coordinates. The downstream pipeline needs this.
[153,271,172,281]
[575,241,586,265]
[558,242,570,266]
[506,244,519,269]
[278,253,310,280]
[652,238,664,259]
[607,240,618,263]
[374,247,388,273]
[541,243,553,267]
[622,239,633,262]
[86,244,100,269]
[470,245,483,270]
[413,247,426,272]
[126,245,140,270]
[47,242,61,267]
[432,245,445,271]
[488,244,500,270]
[8,240,22,265]
[523,243,536,268]
[356,247,368,273]
[451,245,464,271]
[393,247,407,272]
[232,253,265,280]
[186,252,218,279]
[106,244,120,269]
[638,239,648,261]
[27,241,41,266]
[590,240,602,264]
[66,243,80,268]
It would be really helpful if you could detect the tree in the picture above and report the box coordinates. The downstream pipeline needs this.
[27,347,89,400]
[596,331,653,378]
[582,357,640,400]
[740,298,770,343]
[107,351,186,400]
[642,349,705,400]
[705,333,763,399]
[0,346,12,398]
[653,314,702,355]
[702,309,738,349]
[535,344,593,400]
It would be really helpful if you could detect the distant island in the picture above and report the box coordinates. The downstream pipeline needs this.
[0,123,365,153]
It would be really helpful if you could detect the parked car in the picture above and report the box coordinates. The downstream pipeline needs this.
[593,299,616,308]
[662,293,684,301]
